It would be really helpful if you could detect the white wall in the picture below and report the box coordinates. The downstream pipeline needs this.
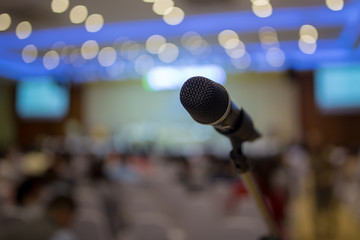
[83,72,300,150]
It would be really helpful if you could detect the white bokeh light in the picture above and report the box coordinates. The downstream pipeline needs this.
[158,43,179,63]
[259,26,279,48]
[146,35,166,54]
[98,47,117,67]
[218,30,238,48]
[16,21,32,39]
[266,47,286,67]
[326,0,344,11]
[298,40,317,54]
[231,52,251,70]
[22,44,38,63]
[120,41,141,60]
[163,7,184,25]
[106,62,125,78]
[70,5,88,24]
[299,25,318,43]
[135,55,154,74]
[43,50,60,70]
[0,13,11,31]
[153,0,174,15]
[81,40,99,59]
[252,1,273,18]
[51,0,69,13]
[85,14,104,33]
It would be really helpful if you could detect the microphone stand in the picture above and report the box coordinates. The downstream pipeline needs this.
[220,110,282,240]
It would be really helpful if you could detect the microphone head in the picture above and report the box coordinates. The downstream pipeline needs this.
[180,76,229,124]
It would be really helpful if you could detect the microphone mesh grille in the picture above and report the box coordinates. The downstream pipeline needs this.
[180,76,229,124]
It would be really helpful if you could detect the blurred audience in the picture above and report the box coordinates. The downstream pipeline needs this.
[0,132,359,240]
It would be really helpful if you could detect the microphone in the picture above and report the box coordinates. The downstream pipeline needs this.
[180,76,260,143]
[180,76,282,239]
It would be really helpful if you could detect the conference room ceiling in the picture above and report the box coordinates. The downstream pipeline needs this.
[0,0,330,30]
[0,0,358,81]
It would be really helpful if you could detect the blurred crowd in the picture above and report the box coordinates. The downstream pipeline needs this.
[0,131,360,240]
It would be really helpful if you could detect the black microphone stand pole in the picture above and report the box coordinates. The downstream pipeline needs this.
[221,110,282,240]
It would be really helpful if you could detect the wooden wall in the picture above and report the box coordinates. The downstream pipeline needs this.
[14,85,83,148]
[297,72,360,146]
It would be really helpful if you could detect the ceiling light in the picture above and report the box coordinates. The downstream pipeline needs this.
[326,0,344,11]
[135,55,154,74]
[85,14,104,33]
[120,41,141,60]
[163,7,184,25]
[22,44,38,63]
[218,30,238,48]
[51,0,69,13]
[299,24,318,42]
[70,5,88,24]
[225,43,246,59]
[231,52,251,69]
[298,40,317,54]
[158,43,179,63]
[266,47,285,67]
[252,1,273,18]
[43,50,60,70]
[0,13,11,31]
[81,40,99,59]
[259,26,278,47]
[182,32,203,51]
[153,0,174,15]
[16,21,32,39]
[146,35,166,54]
[98,47,117,67]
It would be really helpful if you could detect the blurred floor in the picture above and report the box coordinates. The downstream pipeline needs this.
[117,161,268,240]
[117,160,360,240]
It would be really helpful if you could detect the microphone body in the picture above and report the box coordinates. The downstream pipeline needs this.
[180,76,260,143]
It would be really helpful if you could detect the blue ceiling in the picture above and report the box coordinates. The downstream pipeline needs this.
[1,0,360,81]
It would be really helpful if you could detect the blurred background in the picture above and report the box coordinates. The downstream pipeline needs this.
[1,0,360,239]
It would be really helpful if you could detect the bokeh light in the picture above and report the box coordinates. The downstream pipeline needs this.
[153,0,174,15]
[98,47,117,67]
[163,7,184,25]
[252,0,273,18]
[326,0,344,11]
[120,41,141,60]
[299,25,318,43]
[231,52,251,69]
[81,40,99,59]
[218,30,239,48]
[298,40,317,54]
[158,43,179,63]
[0,13,11,31]
[85,14,104,33]
[51,0,70,13]
[226,45,246,59]
[43,50,60,70]
[16,21,32,39]
[266,47,286,67]
[259,26,279,48]
[135,55,155,74]
[22,44,38,63]
[182,32,202,50]
[181,32,209,56]
[146,35,166,54]
[70,5,88,24]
